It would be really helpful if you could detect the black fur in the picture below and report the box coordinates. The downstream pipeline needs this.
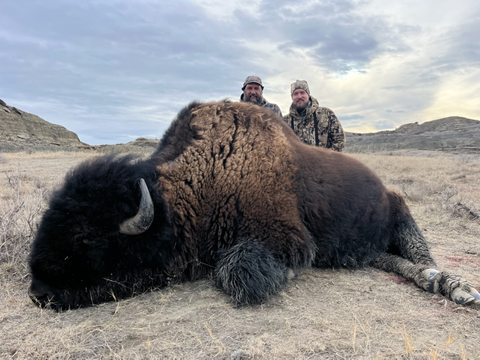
[29,155,175,310]
[215,242,289,305]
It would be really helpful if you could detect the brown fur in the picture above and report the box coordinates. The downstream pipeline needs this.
[155,102,314,276]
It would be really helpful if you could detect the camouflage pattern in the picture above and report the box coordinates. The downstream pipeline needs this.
[290,79,310,95]
[283,96,345,152]
[242,76,263,90]
[240,94,283,118]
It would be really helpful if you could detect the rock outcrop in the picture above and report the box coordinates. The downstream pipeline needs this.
[345,116,480,153]
[2,98,480,154]
[1,98,89,149]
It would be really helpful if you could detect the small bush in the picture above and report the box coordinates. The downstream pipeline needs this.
[0,172,48,280]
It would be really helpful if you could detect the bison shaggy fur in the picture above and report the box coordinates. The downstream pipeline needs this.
[28,101,480,310]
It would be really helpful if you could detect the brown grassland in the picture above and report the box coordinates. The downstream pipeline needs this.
[1,150,480,359]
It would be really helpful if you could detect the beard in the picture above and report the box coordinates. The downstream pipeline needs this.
[295,103,307,111]
[243,92,263,105]
[294,98,310,112]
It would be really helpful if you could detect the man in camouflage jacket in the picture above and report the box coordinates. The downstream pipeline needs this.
[283,80,345,152]
[240,76,282,118]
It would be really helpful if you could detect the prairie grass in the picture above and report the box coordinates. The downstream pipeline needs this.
[1,150,480,359]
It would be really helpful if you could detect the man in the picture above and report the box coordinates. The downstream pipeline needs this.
[283,80,345,152]
[240,76,282,117]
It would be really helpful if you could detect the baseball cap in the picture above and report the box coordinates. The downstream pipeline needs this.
[242,76,264,90]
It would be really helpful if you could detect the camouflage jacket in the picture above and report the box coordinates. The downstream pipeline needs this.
[283,96,345,152]
[240,94,283,118]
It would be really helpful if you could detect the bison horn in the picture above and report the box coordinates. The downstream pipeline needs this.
[119,178,154,235]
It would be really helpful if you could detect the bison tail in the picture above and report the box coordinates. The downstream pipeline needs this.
[214,241,289,305]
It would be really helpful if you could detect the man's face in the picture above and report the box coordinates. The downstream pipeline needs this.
[243,84,263,104]
[292,89,309,110]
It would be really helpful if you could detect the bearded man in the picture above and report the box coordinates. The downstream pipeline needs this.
[239,76,282,117]
[283,80,345,152]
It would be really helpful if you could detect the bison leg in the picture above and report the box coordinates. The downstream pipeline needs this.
[214,241,289,305]
[374,204,443,293]
[372,253,480,305]
[388,203,437,266]
[380,192,480,305]
[371,253,441,293]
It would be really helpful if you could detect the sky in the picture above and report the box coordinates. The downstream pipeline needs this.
[1,0,479,145]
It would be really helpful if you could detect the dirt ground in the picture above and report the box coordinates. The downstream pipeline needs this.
[1,150,479,359]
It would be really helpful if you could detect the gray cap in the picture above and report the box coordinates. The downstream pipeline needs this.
[242,76,264,90]
[290,80,310,96]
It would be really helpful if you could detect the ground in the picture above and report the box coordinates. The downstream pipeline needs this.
[1,150,479,359]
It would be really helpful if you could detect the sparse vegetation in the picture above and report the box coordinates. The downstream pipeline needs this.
[0,140,157,154]
[1,150,480,359]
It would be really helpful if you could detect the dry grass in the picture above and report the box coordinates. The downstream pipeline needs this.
[1,150,480,359]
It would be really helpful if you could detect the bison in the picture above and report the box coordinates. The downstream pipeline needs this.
[28,101,480,310]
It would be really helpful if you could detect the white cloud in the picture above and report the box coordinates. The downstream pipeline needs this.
[420,67,480,120]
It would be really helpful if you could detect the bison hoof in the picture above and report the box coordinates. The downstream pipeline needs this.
[451,287,480,305]
[422,269,441,293]
[439,272,480,306]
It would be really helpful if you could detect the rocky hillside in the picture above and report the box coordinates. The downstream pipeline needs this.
[0,99,161,153]
[93,137,159,154]
[345,116,480,153]
[2,98,480,154]
[0,98,91,151]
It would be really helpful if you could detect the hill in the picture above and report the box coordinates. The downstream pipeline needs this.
[0,99,159,153]
[2,99,480,154]
[345,116,480,153]
[0,98,91,151]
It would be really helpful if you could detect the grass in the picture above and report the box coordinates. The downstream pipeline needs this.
[1,149,480,359]
[0,140,157,155]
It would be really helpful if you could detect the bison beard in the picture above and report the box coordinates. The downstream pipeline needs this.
[28,101,480,310]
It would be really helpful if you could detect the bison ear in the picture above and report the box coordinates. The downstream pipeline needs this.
[119,178,154,235]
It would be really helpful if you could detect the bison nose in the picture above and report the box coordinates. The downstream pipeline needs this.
[29,278,57,308]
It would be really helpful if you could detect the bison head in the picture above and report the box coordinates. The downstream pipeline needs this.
[28,155,173,310]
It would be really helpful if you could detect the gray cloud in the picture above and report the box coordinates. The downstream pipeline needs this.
[245,0,402,74]
[1,0,479,143]
[0,0,256,143]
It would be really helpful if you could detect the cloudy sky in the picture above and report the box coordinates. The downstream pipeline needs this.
[1,0,479,145]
